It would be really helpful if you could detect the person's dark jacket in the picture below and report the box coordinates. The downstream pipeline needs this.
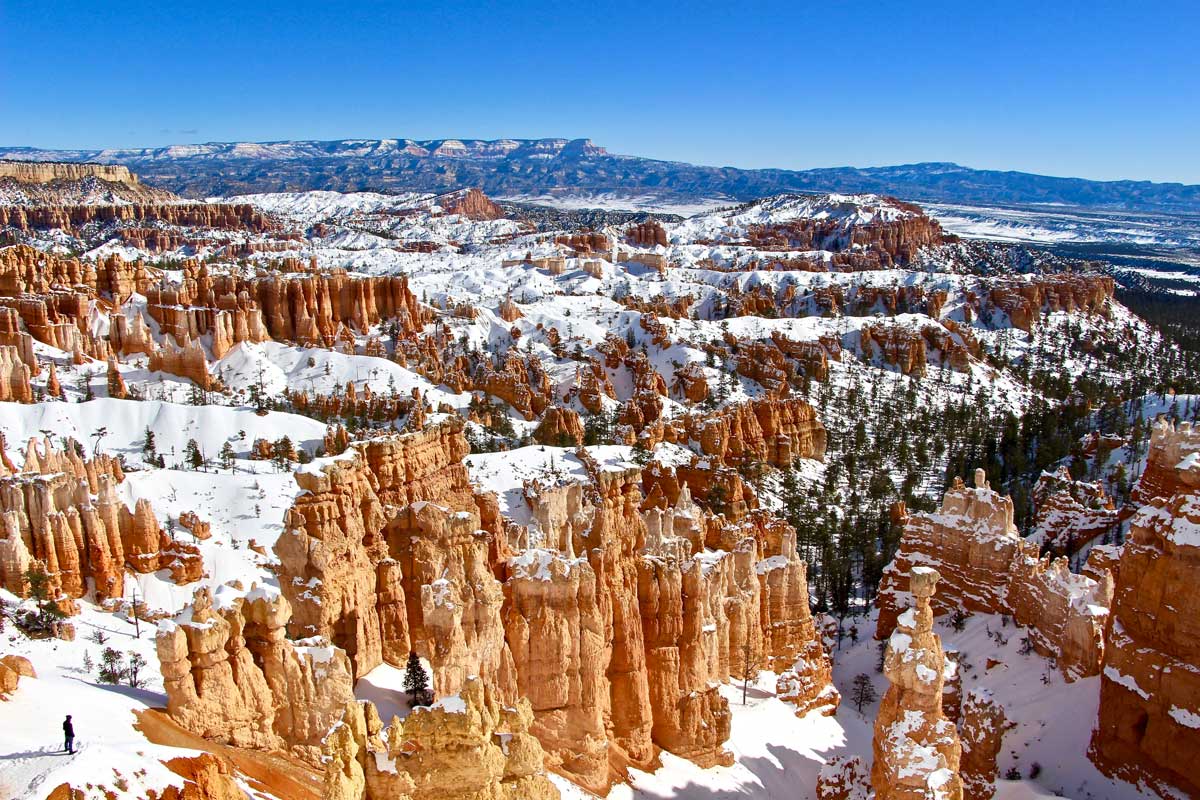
[63,719,74,738]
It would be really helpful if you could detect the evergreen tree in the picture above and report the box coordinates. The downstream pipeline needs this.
[185,439,205,471]
[127,652,147,688]
[20,562,66,635]
[850,673,878,713]
[219,441,236,471]
[403,651,430,706]
[98,647,125,684]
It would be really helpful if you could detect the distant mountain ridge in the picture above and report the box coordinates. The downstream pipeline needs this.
[3,138,1199,212]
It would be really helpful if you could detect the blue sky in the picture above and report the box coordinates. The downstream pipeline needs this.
[2,0,1198,183]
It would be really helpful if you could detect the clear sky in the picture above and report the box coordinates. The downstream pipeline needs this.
[2,0,1198,183]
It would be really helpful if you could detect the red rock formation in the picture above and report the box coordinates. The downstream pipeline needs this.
[705,197,947,268]
[670,397,827,467]
[627,220,668,248]
[0,438,199,607]
[439,187,505,221]
[872,567,963,800]
[670,362,709,402]
[0,202,274,235]
[157,586,354,763]
[149,339,214,390]
[497,293,522,322]
[960,688,1006,800]
[1031,465,1119,554]
[0,344,32,401]
[861,323,928,377]
[984,274,1113,332]
[1089,444,1200,798]
[876,470,1111,681]
[533,406,585,446]
[1134,418,1200,504]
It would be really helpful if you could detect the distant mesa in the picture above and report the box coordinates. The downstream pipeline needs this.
[0,159,140,186]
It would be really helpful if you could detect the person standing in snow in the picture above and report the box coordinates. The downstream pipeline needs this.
[63,715,74,754]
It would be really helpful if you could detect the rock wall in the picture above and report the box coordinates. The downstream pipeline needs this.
[156,586,354,764]
[876,470,1111,680]
[1134,418,1200,504]
[1089,446,1200,798]
[0,160,140,185]
[0,202,273,234]
[872,567,963,800]
[322,677,559,800]
[0,437,199,606]
[959,688,1005,800]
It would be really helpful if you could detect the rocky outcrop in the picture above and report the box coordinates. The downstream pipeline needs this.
[276,420,479,678]
[149,339,215,390]
[876,470,1111,680]
[872,567,963,800]
[0,654,34,698]
[0,438,199,606]
[1031,465,1118,554]
[0,344,32,401]
[0,202,273,235]
[157,585,354,764]
[816,755,871,800]
[959,688,1005,800]
[670,397,827,467]
[533,406,585,446]
[322,677,559,800]
[1134,418,1200,504]
[984,274,1113,332]
[1089,447,1200,798]
[440,188,506,221]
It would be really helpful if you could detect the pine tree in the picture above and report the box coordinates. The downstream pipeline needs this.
[82,650,94,674]
[403,651,430,706]
[99,647,125,684]
[142,427,157,456]
[850,673,877,713]
[219,441,236,471]
[21,562,66,635]
[185,439,204,471]
[127,652,147,688]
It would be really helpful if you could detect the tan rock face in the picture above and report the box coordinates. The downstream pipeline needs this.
[1090,471,1200,797]
[984,274,1113,332]
[872,568,963,800]
[533,406,585,446]
[323,678,559,800]
[876,470,1111,680]
[0,161,141,185]
[267,421,834,794]
[1031,465,1118,555]
[0,438,198,607]
[1134,418,1200,504]
[960,688,1005,800]
[157,586,354,764]
[0,344,32,402]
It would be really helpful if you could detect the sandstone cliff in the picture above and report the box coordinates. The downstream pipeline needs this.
[322,677,558,800]
[158,585,354,764]
[876,470,1111,680]
[1089,439,1200,798]
[0,437,199,607]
